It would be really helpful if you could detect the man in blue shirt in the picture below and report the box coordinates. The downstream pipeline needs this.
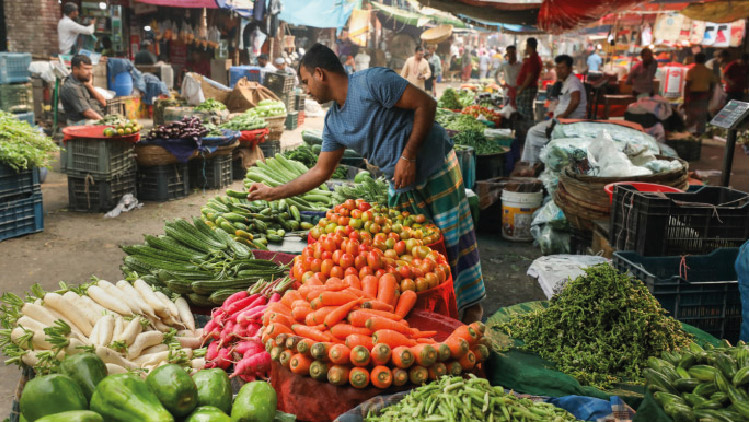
[248,44,485,322]
[587,50,602,73]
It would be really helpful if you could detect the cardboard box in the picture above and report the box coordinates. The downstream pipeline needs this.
[210,59,232,86]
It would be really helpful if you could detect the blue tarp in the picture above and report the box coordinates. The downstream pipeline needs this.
[457,14,540,33]
[278,0,358,30]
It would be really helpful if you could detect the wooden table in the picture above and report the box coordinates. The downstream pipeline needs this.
[602,94,636,119]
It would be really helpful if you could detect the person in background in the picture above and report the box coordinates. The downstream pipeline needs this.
[491,49,503,76]
[134,40,158,65]
[274,57,299,84]
[587,49,602,72]
[58,2,95,55]
[60,55,106,126]
[345,56,355,74]
[354,48,371,72]
[100,36,114,57]
[520,54,587,165]
[541,60,557,84]
[626,47,658,97]
[186,49,211,77]
[427,45,442,85]
[461,48,473,82]
[257,54,277,72]
[706,49,729,82]
[495,45,521,106]
[723,53,749,102]
[478,51,491,80]
[424,50,436,95]
[401,46,431,91]
[684,53,717,137]
[515,37,543,124]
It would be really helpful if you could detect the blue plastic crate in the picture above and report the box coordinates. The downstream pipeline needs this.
[12,112,34,126]
[0,190,43,241]
[0,53,31,84]
[0,163,40,201]
[229,66,262,87]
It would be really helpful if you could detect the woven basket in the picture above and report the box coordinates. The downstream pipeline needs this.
[200,140,240,159]
[267,129,283,142]
[135,144,197,166]
[554,185,610,231]
[265,115,287,132]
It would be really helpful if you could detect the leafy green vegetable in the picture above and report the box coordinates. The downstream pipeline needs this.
[283,144,317,168]
[438,113,486,133]
[437,88,462,109]
[194,98,227,112]
[220,112,268,131]
[0,111,59,170]
[452,129,506,155]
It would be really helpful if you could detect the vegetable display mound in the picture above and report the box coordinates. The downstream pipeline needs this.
[249,99,287,118]
[146,116,209,142]
[437,113,487,133]
[220,111,267,131]
[0,110,59,171]
[437,88,474,110]
[452,129,507,155]
[499,264,693,388]
[194,98,227,112]
[366,374,583,421]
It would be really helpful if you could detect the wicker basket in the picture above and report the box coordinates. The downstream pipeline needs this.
[200,140,240,159]
[554,184,610,231]
[135,144,197,166]
[265,115,287,132]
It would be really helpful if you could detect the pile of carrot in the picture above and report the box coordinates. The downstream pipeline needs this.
[259,276,489,389]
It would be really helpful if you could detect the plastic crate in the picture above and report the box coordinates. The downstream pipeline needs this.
[297,112,304,127]
[280,92,295,114]
[232,157,247,180]
[613,248,741,343]
[666,137,702,162]
[105,97,126,116]
[136,163,190,202]
[264,72,295,96]
[0,163,40,202]
[610,185,748,256]
[0,53,31,84]
[229,66,262,87]
[67,171,136,212]
[0,82,33,113]
[189,155,232,190]
[12,112,34,126]
[61,138,136,178]
[285,112,299,130]
[259,140,281,158]
[0,190,43,241]
[294,93,306,112]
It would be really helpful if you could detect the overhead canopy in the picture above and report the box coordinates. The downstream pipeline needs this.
[680,0,749,23]
[538,0,642,33]
[277,0,358,29]
[457,14,541,33]
[371,1,469,28]
[413,0,541,26]
[135,0,253,16]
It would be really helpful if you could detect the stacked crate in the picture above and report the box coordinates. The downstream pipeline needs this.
[136,163,190,202]
[0,163,43,241]
[0,53,34,125]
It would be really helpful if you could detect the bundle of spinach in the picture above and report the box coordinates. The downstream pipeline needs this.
[437,88,462,109]
[442,114,486,133]
[0,111,59,171]
[452,129,506,155]
[495,263,692,388]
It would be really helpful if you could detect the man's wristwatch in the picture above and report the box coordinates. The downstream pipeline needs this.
[400,155,416,163]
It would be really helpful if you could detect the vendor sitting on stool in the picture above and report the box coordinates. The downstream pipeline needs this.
[60,54,106,126]
[517,55,587,170]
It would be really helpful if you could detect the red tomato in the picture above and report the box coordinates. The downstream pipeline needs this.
[301,247,312,262]
[398,266,414,280]
[344,267,359,278]
[343,199,356,211]
[384,249,399,260]
[354,255,368,270]
[361,210,373,222]
[414,214,427,224]
[321,259,334,277]
[357,201,371,211]
[388,232,401,241]
[332,250,343,265]
[322,237,337,253]
[350,209,362,220]
[374,233,387,243]
[348,231,360,241]
[326,210,335,220]
[425,272,439,289]
[367,251,382,270]
[435,267,447,283]
[340,253,355,269]
[301,271,315,284]
[321,251,333,261]
[293,264,303,281]
[310,258,322,273]
[359,266,373,279]
[393,241,406,256]
[375,269,386,279]
[345,239,359,256]
[330,266,344,279]
[302,257,313,271]
[412,267,425,279]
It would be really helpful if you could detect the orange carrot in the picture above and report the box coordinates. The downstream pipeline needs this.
[304,286,328,301]
[348,366,370,389]
[459,350,476,370]
[309,361,330,380]
[347,311,370,328]
[323,299,363,328]
[291,324,331,342]
[471,344,489,363]
[268,313,294,327]
[345,334,373,351]
[289,353,313,375]
[370,343,391,366]
[307,306,338,326]
[366,316,413,335]
[449,325,479,346]
[362,276,379,298]
[327,364,350,386]
[444,337,469,359]
[390,346,415,369]
[348,309,404,326]
[447,361,463,376]
[372,329,416,348]
[323,277,348,291]
[394,290,417,318]
[362,300,395,313]
[309,296,323,310]
[344,287,367,297]
[410,343,438,367]
[265,323,292,339]
[291,303,313,322]
[411,329,438,339]
[285,336,301,351]
[275,333,290,349]
[409,365,428,385]
[297,338,314,355]
[427,362,447,380]
[281,290,303,308]
[347,277,361,290]
[319,291,358,307]
[330,324,371,340]
[417,338,438,344]
[349,345,371,366]
[329,344,351,365]
[436,343,451,362]
[469,321,486,337]
[392,368,408,387]
[278,350,292,367]
[376,274,396,307]
[370,365,393,389]
[310,342,334,361]
[266,302,292,316]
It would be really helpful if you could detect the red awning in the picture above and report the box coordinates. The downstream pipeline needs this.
[135,0,219,8]
[538,0,642,33]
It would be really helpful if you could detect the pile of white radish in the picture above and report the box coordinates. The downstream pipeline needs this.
[5,279,205,375]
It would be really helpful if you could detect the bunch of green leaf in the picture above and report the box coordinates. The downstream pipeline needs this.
[202,123,224,137]
[458,90,475,107]
[0,111,59,170]
[332,174,388,205]
[194,98,227,112]
[452,129,505,155]
[497,263,693,388]
[283,144,318,168]
[437,88,462,109]
[95,114,128,126]
[443,114,486,132]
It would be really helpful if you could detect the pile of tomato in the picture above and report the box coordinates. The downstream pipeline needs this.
[461,105,501,126]
[308,200,442,247]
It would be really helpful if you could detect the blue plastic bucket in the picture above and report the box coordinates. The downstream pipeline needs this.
[110,72,133,96]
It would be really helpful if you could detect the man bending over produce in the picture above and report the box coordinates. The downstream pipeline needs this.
[247,44,485,323]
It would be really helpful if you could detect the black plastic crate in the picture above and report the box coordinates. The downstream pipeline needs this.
[232,157,247,180]
[67,171,136,212]
[294,93,306,112]
[0,82,33,113]
[189,155,232,190]
[610,185,748,256]
[613,248,741,343]
[136,164,190,202]
[285,112,299,130]
[280,92,295,114]
[259,140,281,158]
[0,163,40,202]
[61,138,136,178]
[0,190,43,241]
[264,72,295,96]
[666,137,702,162]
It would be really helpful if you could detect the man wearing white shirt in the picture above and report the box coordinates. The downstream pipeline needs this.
[520,55,587,164]
[495,46,521,105]
[58,2,95,55]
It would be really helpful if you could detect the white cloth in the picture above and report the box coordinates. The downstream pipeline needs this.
[500,61,521,87]
[553,73,587,118]
[354,53,371,72]
[58,15,95,54]
[450,45,460,59]
[522,119,555,164]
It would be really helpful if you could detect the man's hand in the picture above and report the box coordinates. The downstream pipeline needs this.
[393,158,416,190]
[247,183,279,201]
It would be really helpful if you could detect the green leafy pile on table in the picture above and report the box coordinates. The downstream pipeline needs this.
[0,110,59,171]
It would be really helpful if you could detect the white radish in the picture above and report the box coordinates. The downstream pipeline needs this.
[97,315,115,347]
[11,327,52,350]
[105,363,127,375]
[17,316,46,332]
[176,336,202,349]
[191,358,206,371]
[127,331,164,360]
[133,280,167,317]
[116,318,142,346]
[63,291,102,327]
[154,291,179,320]
[87,285,131,315]
[135,351,170,366]
[141,343,169,356]
[21,351,40,366]
[79,294,110,317]
[95,346,137,369]
[111,317,125,342]
[116,280,156,317]
[43,306,84,338]
[99,280,141,315]
[21,303,60,327]
[63,338,89,355]
[148,316,173,333]
[43,293,94,336]
[174,297,195,331]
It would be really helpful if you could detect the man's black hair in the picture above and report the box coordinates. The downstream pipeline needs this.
[694,53,707,64]
[720,49,730,59]
[71,55,92,68]
[527,38,538,49]
[63,2,78,16]
[554,54,573,68]
[415,45,424,52]
[506,45,516,50]
[299,43,346,75]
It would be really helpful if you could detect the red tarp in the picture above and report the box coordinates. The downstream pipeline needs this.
[135,0,219,8]
[538,0,642,33]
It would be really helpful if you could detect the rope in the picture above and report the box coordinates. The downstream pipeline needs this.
[83,174,95,209]
[679,255,690,282]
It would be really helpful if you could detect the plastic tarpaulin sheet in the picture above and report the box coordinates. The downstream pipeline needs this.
[278,0,357,30]
[538,0,640,33]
